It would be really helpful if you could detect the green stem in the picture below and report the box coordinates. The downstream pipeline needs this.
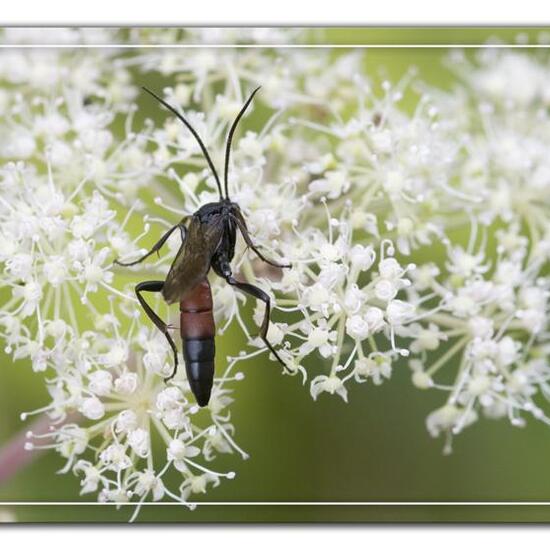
[426,336,469,376]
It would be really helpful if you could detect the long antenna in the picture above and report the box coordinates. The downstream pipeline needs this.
[142,86,223,199]
[223,86,261,199]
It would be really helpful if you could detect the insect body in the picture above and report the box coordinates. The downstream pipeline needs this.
[116,86,289,407]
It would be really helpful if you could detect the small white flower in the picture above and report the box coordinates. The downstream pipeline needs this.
[365,307,385,333]
[127,429,150,458]
[114,372,138,394]
[57,426,88,459]
[374,279,398,302]
[354,353,392,385]
[156,386,189,430]
[346,315,370,340]
[167,438,201,471]
[88,370,113,396]
[100,443,132,472]
[79,396,105,420]
[115,410,138,434]
[309,170,350,199]
[74,461,103,495]
[100,341,129,369]
[386,300,415,326]
[349,244,376,271]
[378,257,402,279]
[132,470,165,501]
[310,374,348,402]
[426,404,477,439]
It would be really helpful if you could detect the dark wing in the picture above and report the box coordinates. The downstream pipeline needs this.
[162,215,224,304]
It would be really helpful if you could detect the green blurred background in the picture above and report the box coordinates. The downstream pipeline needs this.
[2,27,550,523]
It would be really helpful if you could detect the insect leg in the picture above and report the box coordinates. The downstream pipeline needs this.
[232,212,291,269]
[226,275,289,372]
[135,280,179,382]
[115,223,187,267]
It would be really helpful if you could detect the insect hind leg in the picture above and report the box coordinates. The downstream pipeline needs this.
[226,275,290,372]
[135,280,179,382]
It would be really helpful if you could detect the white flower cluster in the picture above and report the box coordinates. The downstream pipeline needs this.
[250,203,419,402]
[24,319,243,522]
[408,223,550,452]
[0,28,247,518]
[215,45,550,450]
[3,28,550,517]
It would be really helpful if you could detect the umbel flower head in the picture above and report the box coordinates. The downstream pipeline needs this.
[2,27,550,519]
[23,317,244,521]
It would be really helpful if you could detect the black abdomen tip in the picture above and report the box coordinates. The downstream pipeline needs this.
[185,361,215,407]
[183,338,215,407]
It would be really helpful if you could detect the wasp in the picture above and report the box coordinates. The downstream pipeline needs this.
[115,86,290,407]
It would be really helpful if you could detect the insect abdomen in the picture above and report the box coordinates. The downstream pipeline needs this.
[179,278,216,407]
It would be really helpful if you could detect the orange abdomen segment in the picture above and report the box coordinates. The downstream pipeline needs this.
[179,279,215,339]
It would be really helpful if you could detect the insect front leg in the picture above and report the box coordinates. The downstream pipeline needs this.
[232,211,291,269]
[224,271,290,372]
[115,222,187,267]
[135,280,179,382]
